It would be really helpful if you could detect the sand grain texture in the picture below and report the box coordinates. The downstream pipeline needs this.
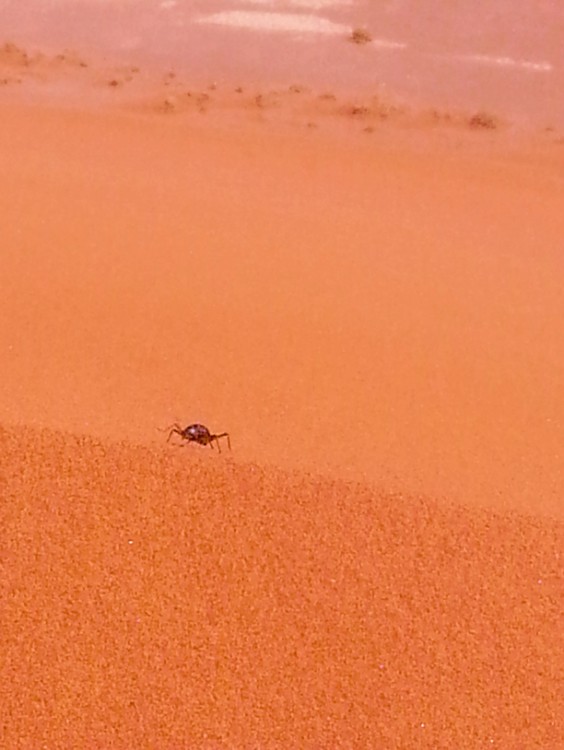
[1,426,562,748]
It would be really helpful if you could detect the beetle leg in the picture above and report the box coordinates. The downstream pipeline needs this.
[214,433,231,451]
[167,426,184,443]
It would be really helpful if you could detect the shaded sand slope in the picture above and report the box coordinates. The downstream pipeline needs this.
[1,425,562,748]
[1,103,563,517]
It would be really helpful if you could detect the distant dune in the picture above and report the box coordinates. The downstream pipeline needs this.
[2,0,563,126]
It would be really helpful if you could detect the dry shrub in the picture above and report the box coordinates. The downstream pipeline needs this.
[468,111,498,130]
[349,28,372,45]
[0,42,30,66]
[428,108,453,124]
[162,96,178,113]
[350,105,370,117]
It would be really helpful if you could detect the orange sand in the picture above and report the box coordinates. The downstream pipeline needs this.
[1,42,563,748]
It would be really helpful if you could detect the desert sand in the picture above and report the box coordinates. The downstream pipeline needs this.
[1,21,563,750]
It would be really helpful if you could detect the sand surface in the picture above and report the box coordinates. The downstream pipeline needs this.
[1,426,562,748]
[1,29,563,750]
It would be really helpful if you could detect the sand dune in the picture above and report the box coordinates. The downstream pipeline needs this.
[1,424,562,748]
[1,38,563,748]
[1,86,563,517]
[3,0,563,126]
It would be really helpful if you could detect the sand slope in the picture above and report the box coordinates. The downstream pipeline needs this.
[1,99,563,517]
[1,425,562,748]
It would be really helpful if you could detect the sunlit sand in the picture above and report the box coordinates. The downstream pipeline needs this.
[1,4,563,747]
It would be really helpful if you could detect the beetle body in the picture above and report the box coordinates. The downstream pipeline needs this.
[184,423,213,445]
[165,422,231,453]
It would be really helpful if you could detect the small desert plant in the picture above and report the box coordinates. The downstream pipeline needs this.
[349,27,372,45]
[350,105,370,117]
[468,111,498,130]
[1,42,30,66]
[162,96,178,113]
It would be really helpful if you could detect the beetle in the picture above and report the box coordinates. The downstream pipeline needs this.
[164,422,231,453]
